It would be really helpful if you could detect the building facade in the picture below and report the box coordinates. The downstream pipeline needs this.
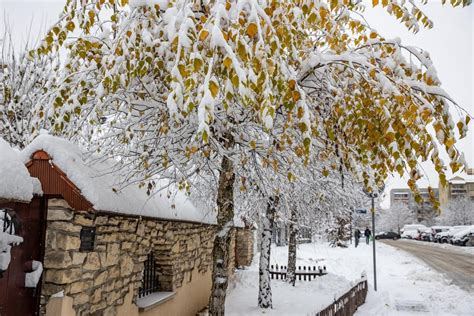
[389,187,439,222]
[439,169,474,206]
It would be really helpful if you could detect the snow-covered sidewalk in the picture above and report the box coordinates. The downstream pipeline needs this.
[226,240,474,315]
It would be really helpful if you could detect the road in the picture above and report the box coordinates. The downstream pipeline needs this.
[382,240,474,292]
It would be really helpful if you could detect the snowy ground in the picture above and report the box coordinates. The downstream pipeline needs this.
[226,240,474,315]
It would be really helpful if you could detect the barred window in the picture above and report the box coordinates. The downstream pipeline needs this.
[139,253,160,298]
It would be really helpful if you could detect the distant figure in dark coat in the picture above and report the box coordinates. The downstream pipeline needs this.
[354,229,361,247]
[364,227,371,244]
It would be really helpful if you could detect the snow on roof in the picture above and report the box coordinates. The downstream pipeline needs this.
[0,138,40,202]
[449,173,474,183]
[21,134,220,224]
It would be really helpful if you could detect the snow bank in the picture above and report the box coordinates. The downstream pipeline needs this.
[0,138,37,202]
[21,135,219,224]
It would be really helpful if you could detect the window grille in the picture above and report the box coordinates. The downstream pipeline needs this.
[139,253,160,298]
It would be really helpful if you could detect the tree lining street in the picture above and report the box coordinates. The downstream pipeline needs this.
[383,240,474,292]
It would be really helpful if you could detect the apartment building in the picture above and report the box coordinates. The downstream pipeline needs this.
[439,168,474,206]
[390,187,439,222]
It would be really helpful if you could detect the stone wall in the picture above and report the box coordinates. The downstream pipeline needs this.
[235,228,254,267]
[40,198,240,315]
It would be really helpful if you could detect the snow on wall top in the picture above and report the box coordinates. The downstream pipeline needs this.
[21,134,219,224]
[0,138,39,202]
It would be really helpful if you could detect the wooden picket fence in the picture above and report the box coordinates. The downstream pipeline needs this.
[269,264,327,281]
[313,276,368,316]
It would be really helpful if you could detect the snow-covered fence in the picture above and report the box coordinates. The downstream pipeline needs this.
[269,264,327,281]
[313,275,368,316]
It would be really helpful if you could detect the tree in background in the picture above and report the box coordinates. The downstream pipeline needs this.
[437,197,474,226]
[0,34,58,148]
[326,213,352,247]
[377,203,415,234]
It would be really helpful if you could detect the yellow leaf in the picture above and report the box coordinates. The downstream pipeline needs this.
[209,81,219,98]
[66,21,75,32]
[223,57,232,69]
[288,79,296,90]
[372,0,379,6]
[199,30,209,41]
[292,91,300,102]
[319,7,328,20]
[202,130,209,143]
[250,140,256,150]
[247,23,258,38]
[445,137,455,148]
[322,168,329,177]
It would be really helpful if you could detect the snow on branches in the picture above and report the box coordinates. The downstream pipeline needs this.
[34,0,469,204]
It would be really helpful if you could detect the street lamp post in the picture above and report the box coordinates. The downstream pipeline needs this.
[364,185,384,292]
[370,193,377,292]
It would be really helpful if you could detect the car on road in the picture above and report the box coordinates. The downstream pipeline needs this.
[451,226,474,246]
[375,231,401,240]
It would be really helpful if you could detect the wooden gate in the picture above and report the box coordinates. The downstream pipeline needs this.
[0,197,47,316]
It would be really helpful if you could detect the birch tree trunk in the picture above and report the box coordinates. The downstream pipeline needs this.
[258,196,278,309]
[208,144,235,315]
[286,206,298,286]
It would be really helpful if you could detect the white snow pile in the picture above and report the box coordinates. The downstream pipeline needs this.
[0,138,40,202]
[0,212,23,272]
[25,260,43,288]
[21,134,220,224]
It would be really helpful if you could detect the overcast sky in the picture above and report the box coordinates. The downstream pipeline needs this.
[1,0,473,208]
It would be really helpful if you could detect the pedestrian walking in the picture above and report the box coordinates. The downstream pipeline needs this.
[354,229,361,247]
[364,227,371,244]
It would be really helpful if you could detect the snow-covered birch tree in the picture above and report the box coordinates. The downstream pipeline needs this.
[36,0,471,314]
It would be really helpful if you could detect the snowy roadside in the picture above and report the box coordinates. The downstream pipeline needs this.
[398,238,474,255]
[226,241,474,315]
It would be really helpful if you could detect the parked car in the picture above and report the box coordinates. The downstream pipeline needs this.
[401,224,427,240]
[430,226,451,242]
[467,234,474,247]
[434,230,451,243]
[420,228,433,241]
[402,229,421,239]
[375,231,401,240]
[451,226,474,246]
[445,226,469,244]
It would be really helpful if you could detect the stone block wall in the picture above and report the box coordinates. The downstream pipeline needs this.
[40,198,236,315]
[235,228,254,267]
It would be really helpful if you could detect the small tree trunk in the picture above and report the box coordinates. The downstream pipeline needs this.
[258,197,278,309]
[286,206,298,286]
[208,152,235,315]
